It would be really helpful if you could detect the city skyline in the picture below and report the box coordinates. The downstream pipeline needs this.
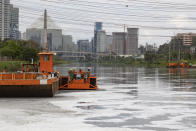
[0,0,20,40]
[10,0,196,46]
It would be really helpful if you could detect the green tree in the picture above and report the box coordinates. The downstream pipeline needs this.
[171,51,178,60]
[144,52,156,64]
[22,48,39,61]
[0,47,15,58]
[0,40,40,61]
[184,52,191,60]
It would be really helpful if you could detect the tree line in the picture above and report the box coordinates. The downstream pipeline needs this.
[144,37,196,64]
[0,39,40,61]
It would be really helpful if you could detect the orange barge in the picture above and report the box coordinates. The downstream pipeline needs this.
[0,52,59,97]
[60,71,97,90]
[167,62,191,68]
[0,51,98,97]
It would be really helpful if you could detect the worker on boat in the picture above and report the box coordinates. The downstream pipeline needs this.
[87,68,91,78]
[73,69,77,79]
[84,72,88,83]
[42,71,48,79]
[79,69,85,79]
[79,69,83,74]
[2,69,6,73]
[26,66,30,72]
[68,68,74,83]
[189,63,192,67]
[2,66,7,73]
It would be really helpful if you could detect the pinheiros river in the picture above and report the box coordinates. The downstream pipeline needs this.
[0,64,196,131]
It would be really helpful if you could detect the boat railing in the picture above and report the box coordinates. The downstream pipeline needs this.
[0,72,57,80]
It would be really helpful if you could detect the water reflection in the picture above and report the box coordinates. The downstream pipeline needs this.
[167,68,196,92]
[55,63,138,85]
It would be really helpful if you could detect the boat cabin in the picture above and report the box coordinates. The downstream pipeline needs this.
[39,52,54,73]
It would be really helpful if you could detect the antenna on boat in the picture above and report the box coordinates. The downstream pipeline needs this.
[43,9,48,52]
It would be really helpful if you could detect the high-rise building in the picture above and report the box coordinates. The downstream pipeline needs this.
[10,4,20,39]
[112,28,139,56]
[126,28,139,56]
[26,28,42,44]
[62,35,76,51]
[77,40,90,52]
[105,35,112,52]
[96,30,106,53]
[22,32,26,40]
[96,30,112,53]
[26,28,63,51]
[174,33,196,46]
[112,32,126,55]
[0,0,10,40]
[95,22,102,32]
[93,22,102,53]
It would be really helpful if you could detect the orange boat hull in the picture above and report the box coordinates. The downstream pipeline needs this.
[59,76,97,90]
[0,73,59,97]
[167,63,191,68]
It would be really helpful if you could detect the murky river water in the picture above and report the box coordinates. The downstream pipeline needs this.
[0,64,196,131]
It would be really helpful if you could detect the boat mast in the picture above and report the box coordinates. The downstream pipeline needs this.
[43,9,48,52]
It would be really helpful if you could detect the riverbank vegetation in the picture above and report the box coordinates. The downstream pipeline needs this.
[82,55,168,67]
[82,41,196,67]
[0,39,40,71]
[0,39,40,62]
[0,61,26,72]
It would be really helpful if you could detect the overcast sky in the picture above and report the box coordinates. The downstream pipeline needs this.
[11,0,196,46]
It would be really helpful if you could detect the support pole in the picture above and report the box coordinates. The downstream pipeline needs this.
[43,9,48,52]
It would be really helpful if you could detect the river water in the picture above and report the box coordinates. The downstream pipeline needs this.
[0,64,196,131]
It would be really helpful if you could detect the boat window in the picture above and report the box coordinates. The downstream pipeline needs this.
[44,55,50,61]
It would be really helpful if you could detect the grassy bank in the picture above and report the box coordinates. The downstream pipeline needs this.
[89,58,169,68]
[92,62,168,68]
[0,61,27,72]
[0,59,70,72]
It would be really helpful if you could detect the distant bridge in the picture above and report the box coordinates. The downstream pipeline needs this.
[52,51,114,58]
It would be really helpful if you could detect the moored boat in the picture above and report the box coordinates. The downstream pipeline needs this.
[59,69,97,90]
[0,52,59,97]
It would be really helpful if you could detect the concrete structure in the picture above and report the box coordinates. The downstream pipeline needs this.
[105,35,112,52]
[126,28,139,56]
[112,32,126,55]
[112,28,139,56]
[22,32,26,40]
[10,4,20,39]
[93,22,102,53]
[26,28,42,45]
[0,0,10,40]
[175,33,196,46]
[77,40,90,52]
[26,28,63,51]
[48,29,62,51]
[62,35,76,51]
[96,30,112,53]
[96,30,106,53]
